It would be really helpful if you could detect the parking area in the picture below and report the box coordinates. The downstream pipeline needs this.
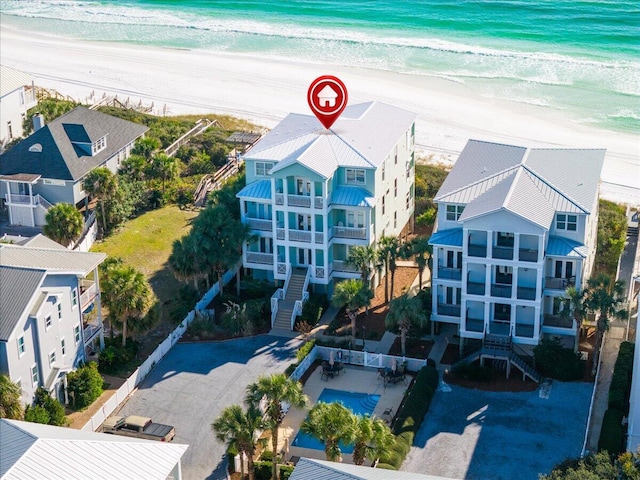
[115,335,301,480]
[402,381,592,479]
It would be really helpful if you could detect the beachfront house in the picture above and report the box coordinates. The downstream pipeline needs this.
[0,106,148,227]
[0,235,106,406]
[429,139,605,354]
[237,101,417,330]
[0,65,38,152]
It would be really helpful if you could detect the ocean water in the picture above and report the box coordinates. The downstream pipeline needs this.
[1,0,638,134]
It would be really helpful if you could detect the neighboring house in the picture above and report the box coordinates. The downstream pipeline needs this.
[289,457,451,480]
[627,284,640,453]
[0,419,188,480]
[0,106,148,227]
[0,65,38,152]
[0,235,106,405]
[237,101,417,329]
[429,139,605,353]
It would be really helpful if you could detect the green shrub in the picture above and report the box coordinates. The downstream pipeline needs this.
[66,362,103,410]
[98,336,139,374]
[608,342,635,414]
[284,363,296,377]
[533,337,585,381]
[299,293,328,327]
[375,463,397,470]
[24,404,50,424]
[253,461,293,480]
[452,362,492,382]
[296,340,316,363]
[24,388,67,426]
[598,408,624,455]
[393,366,438,436]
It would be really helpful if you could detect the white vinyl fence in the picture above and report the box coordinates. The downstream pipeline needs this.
[81,262,240,432]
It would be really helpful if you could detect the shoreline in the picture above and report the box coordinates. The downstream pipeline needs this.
[2,23,638,205]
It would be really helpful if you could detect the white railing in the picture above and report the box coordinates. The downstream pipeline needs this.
[246,217,272,231]
[271,289,285,327]
[331,225,367,239]
[5,193,33,204]
[315,266,325,279]
[314,197,323,209]
[81,262,240,432]
[291,291,310,330]
[282,263,292,293]
[287,194,311,208]
[79,280,98,310]
[246,251,274,265]
[83,323,102,346]
[276,229,285,240]
[332,260,358,273]
[276,262,288,275]
[37,195,53,209]
[314,232,324,244]
[289,230,312,243]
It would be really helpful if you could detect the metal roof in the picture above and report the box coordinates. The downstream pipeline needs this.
[0,267,45,341]
[331,186,376,208]
[19,234,69,250]
[0,106,148,182]
[244,102,417,174]
[236,179,272,200]
[428,228,463,247]
[289,458,452,480]
[0,65,34,98]
[546,236,588,258]
[0,244,106,275]
[0,419,188,480]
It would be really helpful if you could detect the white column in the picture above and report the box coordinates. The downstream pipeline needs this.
[486,230,493,258]
[538,234,545,263]
[29,183,35,227]
[534,305,541,340]
[94,266,105,350]
[484,301,491,333]
[514,233,521,261]
[485,265,492,295]
[512,267,519,300]
[432,247,439,280]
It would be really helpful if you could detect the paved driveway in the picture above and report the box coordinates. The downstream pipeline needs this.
[402,381,592,479]
[117,335,301,480]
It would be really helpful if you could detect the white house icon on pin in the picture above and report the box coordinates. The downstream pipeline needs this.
[317,85,338,107]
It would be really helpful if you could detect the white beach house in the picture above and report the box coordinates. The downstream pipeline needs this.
[0,65,38,152]
[237,101,417,330]
[429,139,605,355]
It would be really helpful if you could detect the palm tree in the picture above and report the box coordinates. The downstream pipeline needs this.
[212,404,265,480]
[405,236,432,290]
[245,374,307,480]
[332,279,373,346]
[169,235,201,290]
[132,136,160,160]
[43,203,84,247]
[301,402,354,462]
[83,167,117,234]
[379,236,401,302]
[101,263,154,346]
[584,273,627,373]
[558,286,588,352]
[351,414,395,466]
[386,294,426,357]
[119,154,148,182]
[0,374,24,419]
[150,152,180,195]
[347,245,376,285]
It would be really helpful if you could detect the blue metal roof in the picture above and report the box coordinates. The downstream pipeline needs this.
[428,228,463,247]
[546,236,588,258]
[236,179,272,200]
[331,186,375,208]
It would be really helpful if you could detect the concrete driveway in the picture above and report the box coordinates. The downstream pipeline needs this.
[402,381,592,480]
[116,335,301,480]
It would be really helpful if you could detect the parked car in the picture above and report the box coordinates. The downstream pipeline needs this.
[102,415,176,442]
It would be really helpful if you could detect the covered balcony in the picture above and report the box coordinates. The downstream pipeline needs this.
[79,279,98,311]
[244,216,272,232]
[437,267,462,281]
[331,225,367,240]
[543,314,574,330]
[245,251,274,265]
[437,303,461,318]
[544,276,575,290]
[467,230,487,258]
[331,260,358,273]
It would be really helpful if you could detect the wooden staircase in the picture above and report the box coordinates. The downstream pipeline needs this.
[271,267,308,331]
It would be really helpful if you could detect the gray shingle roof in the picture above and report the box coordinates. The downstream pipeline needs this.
[289,458,451,480]
[0,106,148,181]
[0,267,45,341]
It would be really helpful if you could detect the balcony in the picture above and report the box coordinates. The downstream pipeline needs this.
[490,284,512,298]
[314,197,324,209]
[467,281,485,295]
[332,225,367,240]
[246,252,274,265]
[275,193,284,205]
[289,230,312,243]
[545,277,575,290]
[332,260,358,273]
[246,217,272,231]
[83,321,102,346]
[492,246,513,260]
[465,315,485,332]
[80,280,98,310]
[315,232,324,244]
[519,249,539,262]
[5,193,33,204]
[543,314,574,329]
[468,244,487,257]
[437,267,462,281]
[276,228,285,240]
[514,324,534,338]
[287,194,311,208]
[516,286,536,301]
[437,303,461,317]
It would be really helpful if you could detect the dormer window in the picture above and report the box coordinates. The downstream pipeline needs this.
[446,204,464,221]
[346,169,365,185]
[255,162,274,176]
[91,135,107,155]
[556,214,577,231]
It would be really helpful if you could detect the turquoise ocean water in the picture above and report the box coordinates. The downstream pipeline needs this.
[1,0,638,134]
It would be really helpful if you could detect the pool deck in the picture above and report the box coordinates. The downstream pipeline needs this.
[280,364,409,463]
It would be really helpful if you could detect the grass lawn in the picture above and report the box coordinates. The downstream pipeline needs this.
[91,205,199,325]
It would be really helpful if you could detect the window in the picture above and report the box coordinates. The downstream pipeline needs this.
[31,365,38,386]
[45,315,52,330]
[74,325,81,344]
[346,169,365,185]
[446,205,465,221]
[406,192,411,210]
[57,302,62,319]
[382,163,385,181]
[91,135,107,155]
[394,212,397,229]
[394,146,398,164]
[7,121,13,140]
[17,336,25,356]
[394,179,397,197]
[347,211,365,228]
[61,338,66,356]
[72,288,78,307]
[556,214,577,231]
[48,351,56,367]
[382,195,386,215]
[255,162,274,176]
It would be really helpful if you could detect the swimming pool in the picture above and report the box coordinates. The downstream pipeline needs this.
[292,389,380,452]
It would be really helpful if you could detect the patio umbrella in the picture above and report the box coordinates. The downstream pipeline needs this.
[329,350,335,366]
[391,358,397,372]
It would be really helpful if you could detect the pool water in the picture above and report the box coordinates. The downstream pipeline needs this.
[292,389,380,452]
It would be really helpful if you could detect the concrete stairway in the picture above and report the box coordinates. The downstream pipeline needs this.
[271,267,308,331]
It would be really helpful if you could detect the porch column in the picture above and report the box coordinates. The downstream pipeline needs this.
[514,233,521,261]
[485,265,491,295]
[535,266,543,302]
[486,230,493,258]
[538,235,545,263]
[432,247,439,281]
[28,183,35,227]
[534,305,541,342]
[512,267,519,300]
[484,301,491,334]
[94,266,105,350]
[510,304,517,337]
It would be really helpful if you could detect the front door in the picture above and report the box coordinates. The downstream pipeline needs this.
[296,178,311,196]
[298,248,312,265]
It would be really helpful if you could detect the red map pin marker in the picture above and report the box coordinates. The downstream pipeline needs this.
[307,75,348,129]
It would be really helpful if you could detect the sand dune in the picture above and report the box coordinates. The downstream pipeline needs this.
[2,24,638,205]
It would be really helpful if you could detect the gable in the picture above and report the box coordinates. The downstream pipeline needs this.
[463,209,547,235]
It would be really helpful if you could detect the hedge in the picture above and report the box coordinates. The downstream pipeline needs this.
[608,342,634,414]
[598,408,624,456]
[533,337,585,381]
[254,461,293,480]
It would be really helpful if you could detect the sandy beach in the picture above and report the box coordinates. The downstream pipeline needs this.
[2,25,638,205]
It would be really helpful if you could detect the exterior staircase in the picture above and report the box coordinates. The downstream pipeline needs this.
[453,333,543,383]
[271,267,308,331]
